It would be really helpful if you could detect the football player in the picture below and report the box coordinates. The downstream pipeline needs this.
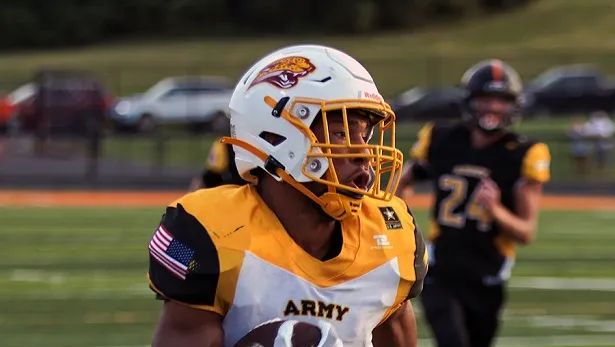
[396,60,551,347]
[189,138,245,191]
[148,45,428,347]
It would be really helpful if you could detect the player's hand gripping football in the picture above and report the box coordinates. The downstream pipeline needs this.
[475,178,501,213]
[273,319,343,347]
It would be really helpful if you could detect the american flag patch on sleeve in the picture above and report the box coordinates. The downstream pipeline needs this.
[149,224,197,280]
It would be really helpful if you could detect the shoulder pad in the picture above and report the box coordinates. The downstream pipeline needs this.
[170,186,254,248]
[363,197,428,302]
[205,139,230,174]
[431,121,467,143]
[363,196,416,232]
[410,122,435,162]
[148,202,222,312]
[520,142,551,183]
[149,186,255,315]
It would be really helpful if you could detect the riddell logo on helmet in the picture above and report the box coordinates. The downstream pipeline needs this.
[361,91,383,102]
[249,56,316,90]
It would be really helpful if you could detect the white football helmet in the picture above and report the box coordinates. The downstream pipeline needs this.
[222,44,403,220]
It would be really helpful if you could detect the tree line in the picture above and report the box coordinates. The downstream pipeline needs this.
[0,0,535,50]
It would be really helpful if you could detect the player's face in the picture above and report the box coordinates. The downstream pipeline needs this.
[310,110,375,194]
[471,95,514,131]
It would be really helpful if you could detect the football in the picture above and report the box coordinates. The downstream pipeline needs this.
[233,319,322,347]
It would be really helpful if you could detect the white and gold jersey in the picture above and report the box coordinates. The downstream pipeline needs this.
[148,185,427,347]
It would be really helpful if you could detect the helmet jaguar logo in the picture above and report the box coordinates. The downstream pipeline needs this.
[249,56,316,89]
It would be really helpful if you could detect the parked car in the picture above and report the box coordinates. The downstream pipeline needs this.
[390,86,465,121]
[523,65,615,116]
[16,70,114,136]
[0,83,37,131]
[111,76,233,133]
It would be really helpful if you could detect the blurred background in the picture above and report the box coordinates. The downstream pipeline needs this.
[1,0,615,346]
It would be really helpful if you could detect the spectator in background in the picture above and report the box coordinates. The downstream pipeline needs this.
[584,111,614,179]
[189,137,246,191]
[568,116,591,178]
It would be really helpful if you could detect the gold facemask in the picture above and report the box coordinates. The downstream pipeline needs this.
[222,95,403,220]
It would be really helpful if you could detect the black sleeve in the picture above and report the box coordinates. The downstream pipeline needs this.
[410,161,433,182]
[148,203,220,306]
[405,205,428,300]
[201,170,225,188]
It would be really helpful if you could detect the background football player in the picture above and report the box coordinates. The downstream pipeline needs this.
[148,44,428,347]
[396,60,551,347]
[189,137,245,191]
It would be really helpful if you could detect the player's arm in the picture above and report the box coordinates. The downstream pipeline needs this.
[149,204,225,347]
[153,301,223,347]
[488,143,551,244]
[372,208,427,347]
[372,302,418,347]
[395,122,434,197]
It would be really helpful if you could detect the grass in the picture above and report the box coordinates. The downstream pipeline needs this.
[1,205,614,347]
[0,0,614,97]
[1,4,614,346]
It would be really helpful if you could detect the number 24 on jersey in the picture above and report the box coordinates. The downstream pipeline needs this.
[438,174,493,232]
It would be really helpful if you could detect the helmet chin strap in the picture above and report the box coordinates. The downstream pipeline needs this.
[221,137,362,221]
[318,191,362,220]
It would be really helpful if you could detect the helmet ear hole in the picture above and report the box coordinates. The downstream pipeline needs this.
[259,131,287,146]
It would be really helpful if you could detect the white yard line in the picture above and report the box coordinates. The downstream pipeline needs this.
[10,273,615,346]
[8,272,615,300]
[511,277,615,291]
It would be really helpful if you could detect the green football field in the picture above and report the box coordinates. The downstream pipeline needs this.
[1,206,614,347]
